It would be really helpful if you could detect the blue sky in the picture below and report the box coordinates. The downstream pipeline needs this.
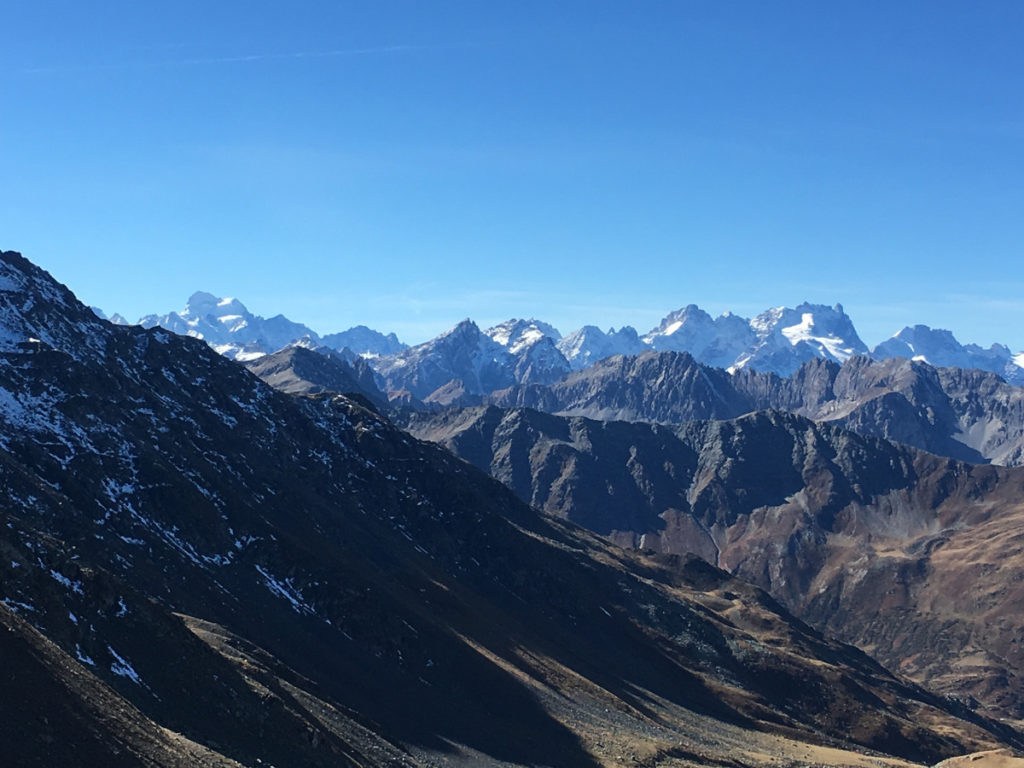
[3,1,1023,349]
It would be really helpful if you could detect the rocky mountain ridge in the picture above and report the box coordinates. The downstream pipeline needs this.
[489,351,1024,467]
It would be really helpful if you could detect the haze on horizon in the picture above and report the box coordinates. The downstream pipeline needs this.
[2,1,1023,350]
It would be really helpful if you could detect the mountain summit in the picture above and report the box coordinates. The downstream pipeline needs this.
[137,291,315,360]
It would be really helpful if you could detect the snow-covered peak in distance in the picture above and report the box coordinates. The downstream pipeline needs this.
[111,287,1024,386]
[641,304,755,370]
[320,325,407,358]
[873,324,1024,385]
[137,291,315,357]
[184,291,247,323]
[736,302,869,373]
[629,301,869,376]
[484,318,561,354]
[135,292,405,362]
[556,325,645,370]
[90,306,131,326]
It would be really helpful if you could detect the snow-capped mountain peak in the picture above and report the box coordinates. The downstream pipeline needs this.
[872,324,1024,385]
[139,292,319,361]
[556,324,645,370]
[730,302,868,374]
[484,318,561,354]
[128,291,407,363]
[119,287,1024,391]
[774,302,867,359]
[641,304,755,369]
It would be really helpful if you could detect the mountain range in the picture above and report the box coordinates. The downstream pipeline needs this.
[110,292,409,361]
[15,248,1024,764]
[104,295,1024,400]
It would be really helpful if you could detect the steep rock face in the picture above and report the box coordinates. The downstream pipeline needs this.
[5,250,1014,765]
[404,404,1024,722]
[510,336,572,385]
[374,319,516,400]
[737,356,1024,466]
[375,319,570,401]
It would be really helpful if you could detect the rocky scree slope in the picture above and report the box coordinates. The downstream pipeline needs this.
[1,248,1021,765]
[404,404,1024,724]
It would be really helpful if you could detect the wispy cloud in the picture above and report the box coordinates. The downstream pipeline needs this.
[23,44,421,75]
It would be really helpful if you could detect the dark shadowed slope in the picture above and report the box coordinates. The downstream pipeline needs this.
[0,604,243,768]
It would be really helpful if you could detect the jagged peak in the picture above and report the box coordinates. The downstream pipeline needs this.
[439,318,481,339]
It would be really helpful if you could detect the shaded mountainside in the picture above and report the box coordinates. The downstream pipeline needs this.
[2,249,1021,765]
[243,345,388,409]
[404,404,1024,723]
[490,351,1024,466]
[0,604,242,768]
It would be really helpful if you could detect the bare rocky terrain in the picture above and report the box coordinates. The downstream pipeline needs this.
[404,404,1024,724]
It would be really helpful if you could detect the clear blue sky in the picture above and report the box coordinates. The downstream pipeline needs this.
[3,1,1023,349]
